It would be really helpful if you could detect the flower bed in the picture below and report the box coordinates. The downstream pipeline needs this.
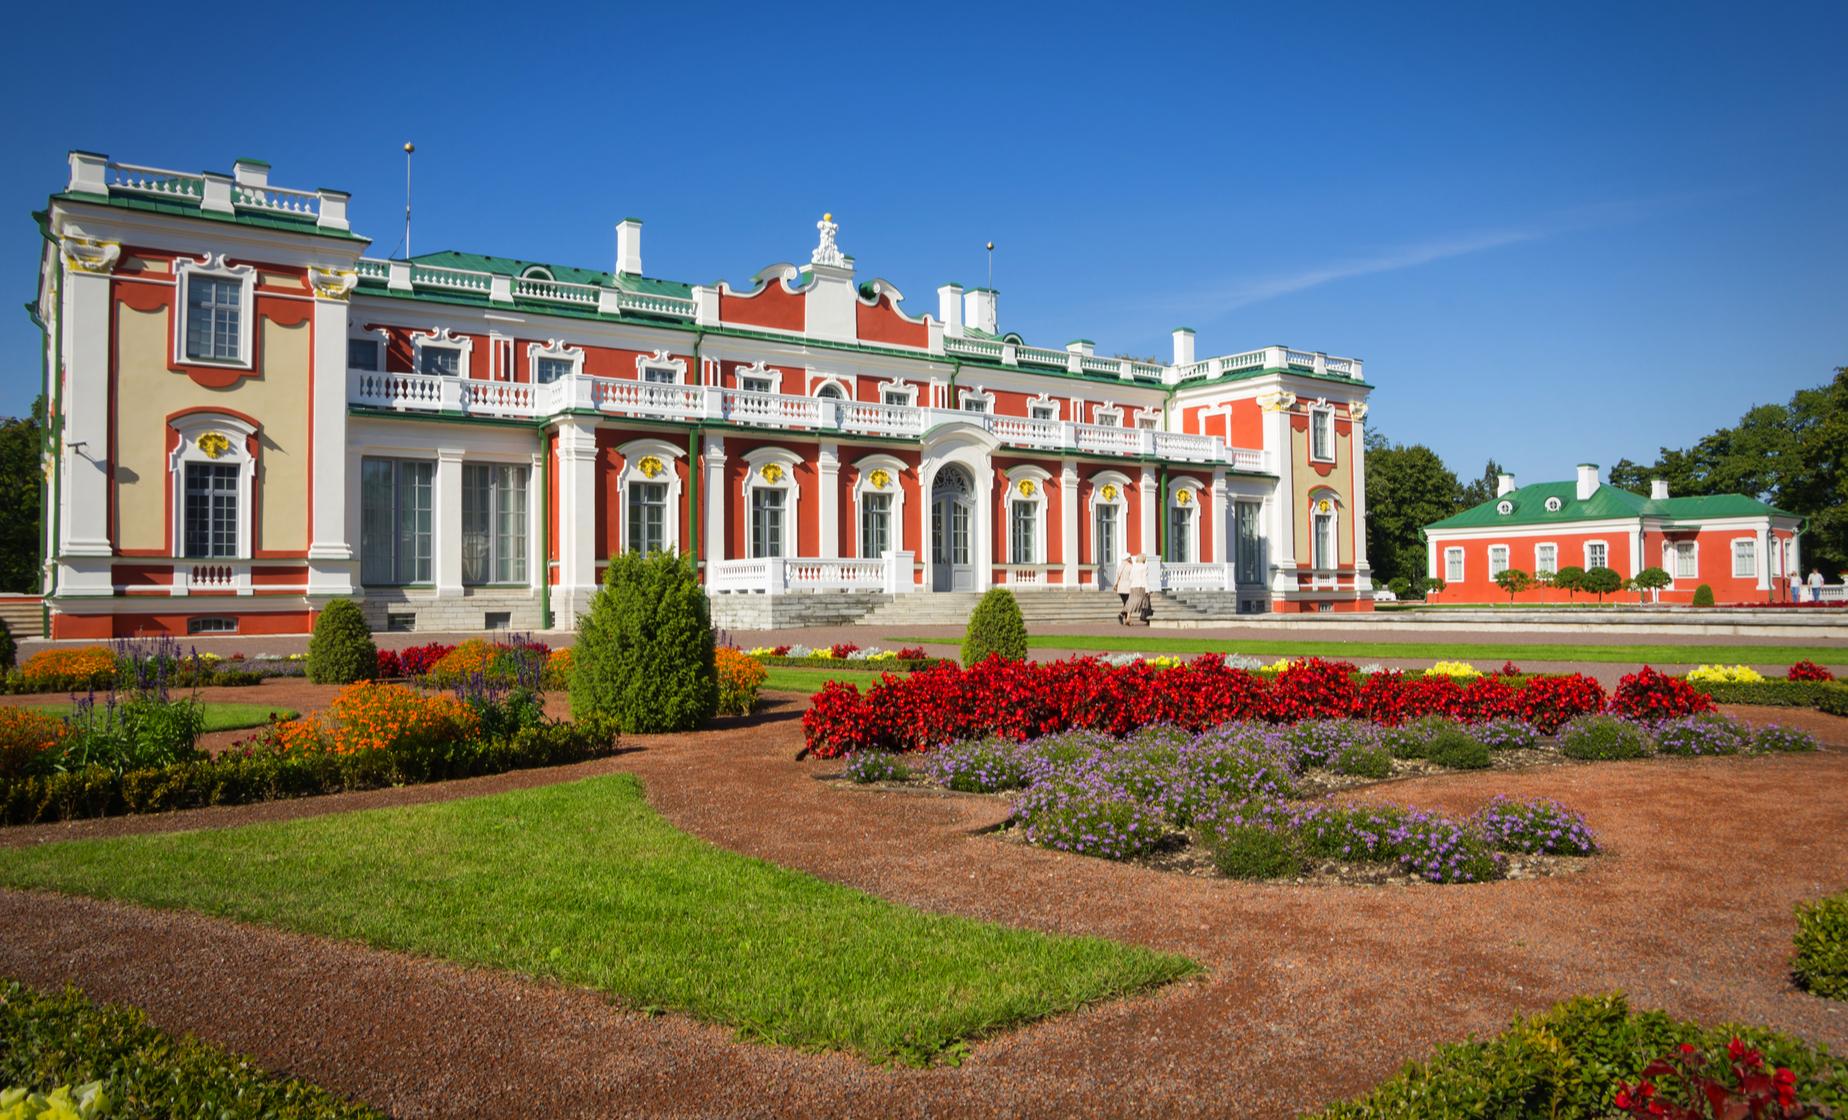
[4,641,302,694]
[715,647,767,715]
[744,643,947,673]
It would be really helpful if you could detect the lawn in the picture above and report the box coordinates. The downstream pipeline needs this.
[0,774,1194,1065]
[892,634,1848,667]
[30,701,298,733]
[759,665,900,693]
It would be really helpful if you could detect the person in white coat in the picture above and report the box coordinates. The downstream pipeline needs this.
[1808,569,1826,602]
[1123,554,1152,626]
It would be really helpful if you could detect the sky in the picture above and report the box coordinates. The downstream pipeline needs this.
[3,1,1844,483]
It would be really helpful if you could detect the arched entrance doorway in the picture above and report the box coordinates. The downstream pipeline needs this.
[931,465,975,591]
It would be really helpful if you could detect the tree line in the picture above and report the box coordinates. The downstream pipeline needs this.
[1365,364,1847,595]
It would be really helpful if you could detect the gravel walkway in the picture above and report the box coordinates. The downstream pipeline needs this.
[2,699,1846,1119]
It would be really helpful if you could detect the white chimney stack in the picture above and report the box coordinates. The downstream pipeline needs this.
[1172,327,1195,367]
[1650,478,1670,501]
[937,284,964,337]
[1496,472,1516,497]
[964,288,998,335]
[615,218,643,276]
[1576,463,1600,502]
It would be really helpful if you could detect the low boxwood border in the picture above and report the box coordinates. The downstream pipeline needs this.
[0,721,618,826]
[0,980,382,1118]
[1689,678,1848,712]
[754,655,951,672]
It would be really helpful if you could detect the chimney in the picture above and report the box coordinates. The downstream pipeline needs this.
[1576,463,1600,502]
[1172,327,1195,366]
[615,218,643,276]
[1496,472,1516,497]
[1650,478,1670,501]
[964,287,998,335]
[937,284,964,336]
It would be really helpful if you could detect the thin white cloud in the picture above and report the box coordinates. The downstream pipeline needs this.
[1210,228,1544,309]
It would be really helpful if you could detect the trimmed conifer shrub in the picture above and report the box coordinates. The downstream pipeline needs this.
[962,587,1027,667]
[305,599,376,685]
[1692,583,1716,607]
[570,551,717,732]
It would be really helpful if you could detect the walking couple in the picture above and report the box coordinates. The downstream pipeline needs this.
[1114,554,1152,626]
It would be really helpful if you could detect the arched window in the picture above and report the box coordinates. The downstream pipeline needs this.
[617,439,684,555]
[742,449,801,559]
[1307,491,1340,570]
[1004,466,1050,565]
[852,455,907,559]
[167,412,258,560]
[1167,477,1204,564]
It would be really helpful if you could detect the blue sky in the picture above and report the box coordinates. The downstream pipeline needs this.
[4,1,1844,484]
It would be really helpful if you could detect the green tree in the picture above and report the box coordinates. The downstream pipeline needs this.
[571,551,717,732]
[1363,431,1463,588]
[1582,566,1622,603]
[0,397,46,593]
[1551,565,1586,601]
[1457,458,1508,510]
[1493,567,1533,604]
[305,599,377,684]
[962,588,1027,666]
[1631,566,1671,604]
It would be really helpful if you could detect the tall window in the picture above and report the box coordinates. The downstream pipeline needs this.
[420,347,460,376]
[1489,545,1510,578]
[627,482,668,554]
[1586,541,1608,569]
[182,463,239,558]
[1732,538,1757,578]
[751,488,785,558]
[1009,500,1037,564]
[860,493,891,558]
[1167,504,1195,563]
[1310,409,1334,462]
[534,357,572,384]
[184,277,243,361]
[1445,547,1464,583]
[360,458,433,585]
[1311,509,1336,568]
[1236,501,1262,585]
[348,338,381,371]
[1535,543,1558,576]
[462,464,527,584]
[1672,540,1697,579]
[1095,503,1119,571]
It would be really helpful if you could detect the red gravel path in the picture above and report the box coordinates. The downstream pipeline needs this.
[2,698,1846,1118]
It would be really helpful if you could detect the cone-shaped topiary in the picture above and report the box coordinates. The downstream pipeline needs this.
[962,587,1028,666]
[1692,583,1715,607]
[306,598,377,684]
[571,550,717,732]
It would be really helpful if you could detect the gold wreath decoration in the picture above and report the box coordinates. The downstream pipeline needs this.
[1316,498,1333,514]
[1101,484,1119,501]
[1176,488,1193,506]
[868,468,891,490]
[637,455,665,479]
[195,432,233,459]
[1017,478,1037,498]
[760,463,785,484]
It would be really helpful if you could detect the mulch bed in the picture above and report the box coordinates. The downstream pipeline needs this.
[1,697,1845,1118]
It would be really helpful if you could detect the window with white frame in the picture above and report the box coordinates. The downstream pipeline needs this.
[1671,540,1697,579]
[1009,500,1038,564]
[642,364,679,384]
[740,372,774,393]
[1310,408,1335,462]
[1029,401,1058,421]
[1489,545,1510,578]
[1235,501,1263,585]
[461,464,528,584]
[1093,405,1123,426]
[616,442,683,555]
[751,488,785,558]
[1135,411,1161,431]
[413,329,470,377]
[175,257,254,366]
[1167,504,1195,563]
[816,382,845,400]
[527,340,582,385]
[960,388,993,413]
[168,415,256,561]
[1311,506,1336,569]
[861,492,891,558]
[744,455,799,559]
[1535,543,1558,576]
[627,482,668,554]
[348,337,381,371]
[421,347,459,376]
[1586,541,1609,570]
[1445,547,1465,583]
[882,389,910,406]
[1732,538,1757,578]
[183,462,239,558]
[534,357,572,384]
[360,458,433,585]
[637,349,686,385]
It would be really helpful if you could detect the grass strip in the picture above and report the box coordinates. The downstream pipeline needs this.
[759,665,901,693]
[0,774,1195,1066]
[888,635,1848,667]
[26,701,299,733]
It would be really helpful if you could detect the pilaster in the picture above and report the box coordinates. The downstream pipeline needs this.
[1349,409,1371,591]
[1138,466,1158,560]
[555,421,600,620]
[433,448,465,596]
[307,269,356,596]
[817,442,840,558]
[702,433,727,571]
[1060,460,1079,587]
[58,245,116,559]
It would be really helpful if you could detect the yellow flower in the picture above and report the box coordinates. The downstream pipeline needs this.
[1424,660,1482,679]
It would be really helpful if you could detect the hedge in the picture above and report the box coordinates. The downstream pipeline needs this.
[1311,992,1848,1118]
[1794,891,1848,1000]
[1689,679,1848,708]
[0,981,382,1118]
[753,655,953,673]
[0,720,617,826]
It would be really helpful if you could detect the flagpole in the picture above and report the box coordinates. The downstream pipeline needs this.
[403,142,415,258]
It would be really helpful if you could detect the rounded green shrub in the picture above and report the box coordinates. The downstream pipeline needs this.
[1692,583,1716,607]
[1427,727,1491,770]
[1208,824,1300,880]
[570,551,717,733]
[1333,744,1393,779]
[1793,891,1848,1000]
[305,599,376,685]
[1559,715,1648,760]
[962,587,1027,666]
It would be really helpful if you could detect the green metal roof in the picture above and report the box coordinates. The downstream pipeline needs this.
[1428,481,1795,530]
[51,190,369,242]
[408,250,693,298]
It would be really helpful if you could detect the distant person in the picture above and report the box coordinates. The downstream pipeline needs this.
[1809,568,1826,602]
[1113,561,1132,624]
[1124,554,1152,627]
[1789,571,1803,604]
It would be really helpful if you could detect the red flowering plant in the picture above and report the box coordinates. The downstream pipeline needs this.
[1265,658,1359,723]
[375,648,403,679]
[395,642,456,677]
[801,680,879,758]
[894,646,927,660]
[1518,674,1608,734]
[1610,666,1714,723]
[1457,675,1523,723]
[1787,660,1834,683]
[828,642,861,659]
[1613,1037,1815,1119]
[1498,660,1523,676]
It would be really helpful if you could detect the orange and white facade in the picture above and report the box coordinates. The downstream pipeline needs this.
[33,152,1376,638]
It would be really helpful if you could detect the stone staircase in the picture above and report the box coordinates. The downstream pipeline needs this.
[857,590,1220,629]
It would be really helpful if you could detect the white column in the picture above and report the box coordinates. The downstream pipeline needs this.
[817,441,839,558]
[1138,465,1158,560]
[1060,460,1079,588]
[1208,466,1227,567]
[307,286,354,596]
[1756,523,1771,592]
[1267,404,1298,595]
[433,448,465,596]
[976,461,995,590]
[1349,412,1371,591]
[1629,526,1644,579]
[555,421,599,622]
[703,433,727,577]
[59,264,113,561]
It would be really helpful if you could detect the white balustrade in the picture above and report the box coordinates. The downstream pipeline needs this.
[460,379,538,417]
[709,558,772,593]
[174,562,253,596]
[786,559,886,591]
[1072,422,1142,456]
[990,415,1063,450]
[1152,431,1221,462]
[1004,566,1047,588]
[1229,447,1266,472]
[350,370,447,411]
[1161,562,1235,591]
[512,276,599,305]
[723,388,824,429]
[409,264,493,295]
[588,378,705,421]
[234,184,320,220]
[105,161,203,200]
[840,400,925,437]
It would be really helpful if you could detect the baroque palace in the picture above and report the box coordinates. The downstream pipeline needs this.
[33,152,1375,638]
